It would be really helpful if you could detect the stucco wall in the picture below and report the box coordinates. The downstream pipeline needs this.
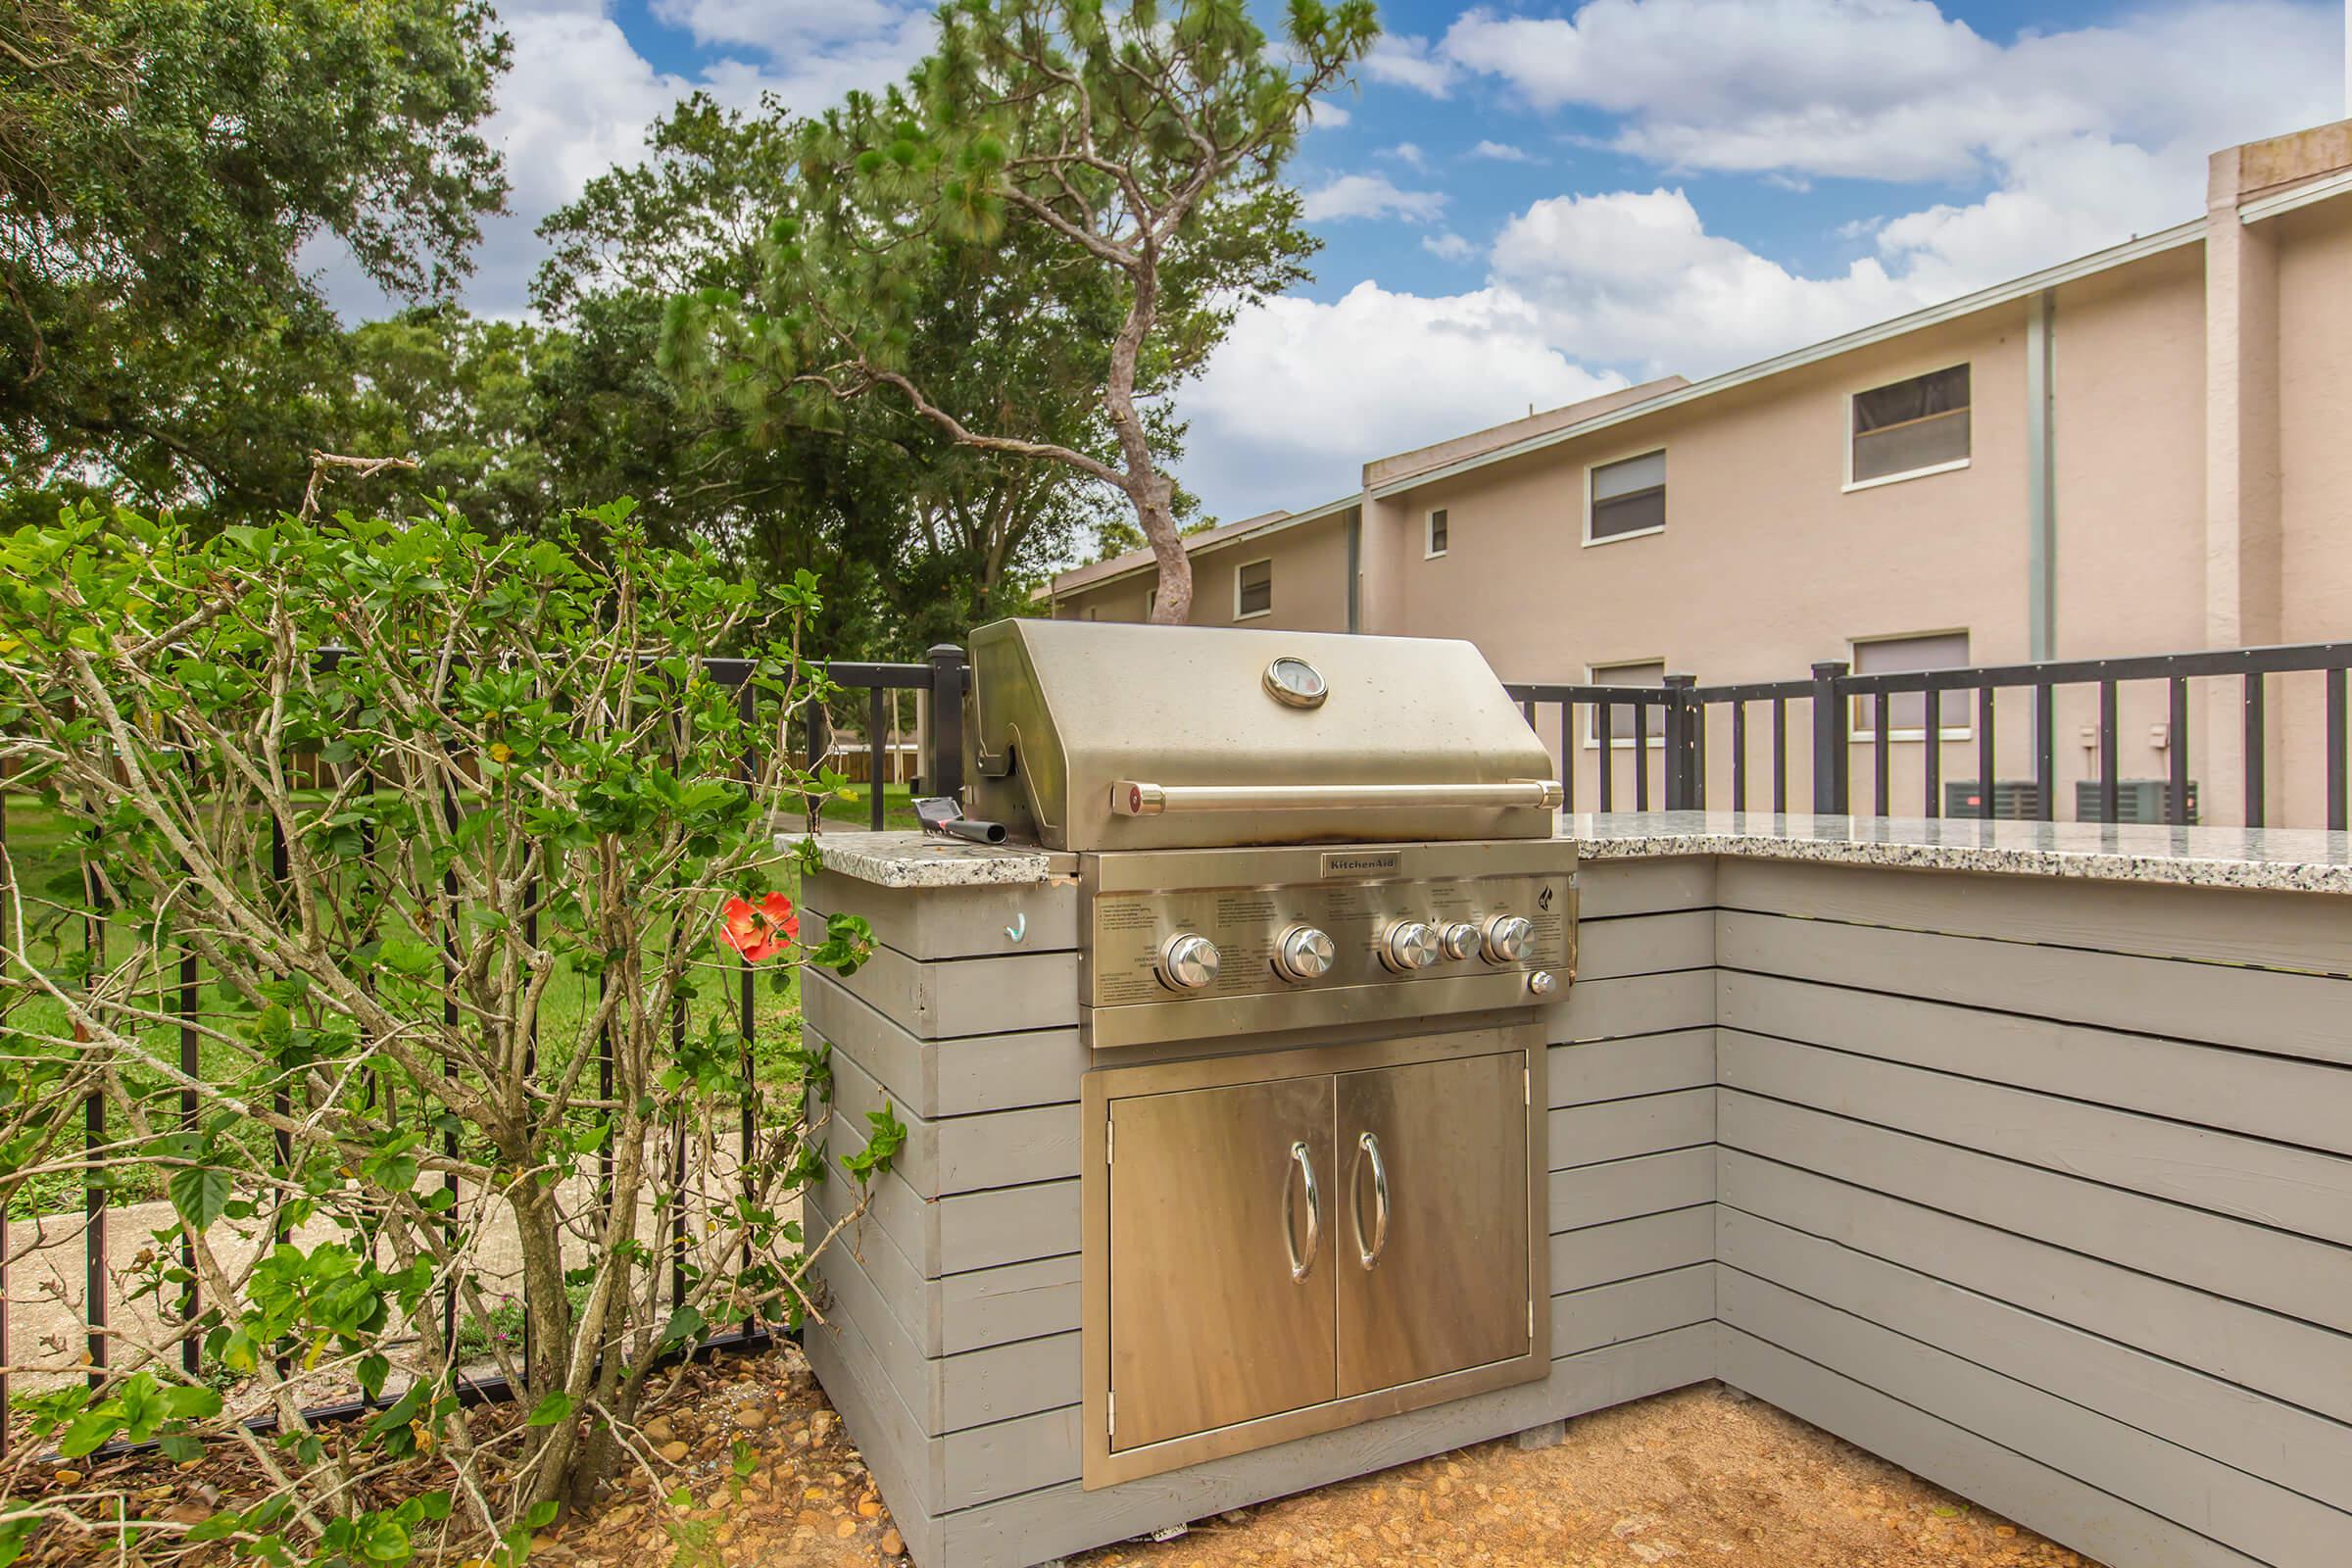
[1053,514,1351,631]
[2274,200,2352,829]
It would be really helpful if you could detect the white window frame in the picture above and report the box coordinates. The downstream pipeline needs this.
[1841,364,1972,493]
[1146,587,1158,619]
[1581,659,1669,751]
[1233,556,1273,621]
[1849,630,1975,743]
[1582,448,1668,547]
[1424,507,1448,560]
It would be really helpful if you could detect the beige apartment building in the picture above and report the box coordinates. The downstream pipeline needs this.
[1050,120,2352,827]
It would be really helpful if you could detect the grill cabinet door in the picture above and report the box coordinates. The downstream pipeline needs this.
[1336,1051,1531,1397]
[1107,1075,1338,1450]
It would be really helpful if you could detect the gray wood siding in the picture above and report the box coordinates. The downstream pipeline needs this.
[802,854,2352,1568]
[1714,869,2352,1568]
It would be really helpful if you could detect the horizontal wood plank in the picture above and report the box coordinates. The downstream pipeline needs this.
[1550,1265,1716,1355]
[1721,1032,2352,1243]
[1719,1329,2265,1568]
[1573,857,1716,919]
[1719,970,2352,1156]
[1720,1090,2352,1332]
[1721,1206,2352,1515]
[1551,1205,1715,1292]
[806,972,1090,1120]
[804,872,1079,961]
[1717,858,2352,977]
[1546,969,1714,1044]
[1547,1149,1714,1233]
[1574,909,1714,981]
[1548,1031,1716,1108]
[828,1048,1081,1198]
[1719,910,2352,1065]
[1722,1271,2346,1566]
[821,936,1080,1041]
[1719,1150,2352,1425]
[1551,1088,1715,1169]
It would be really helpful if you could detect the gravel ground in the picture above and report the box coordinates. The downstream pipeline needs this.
[1067,1383,2101,1568]
[8,1350,2098,1568]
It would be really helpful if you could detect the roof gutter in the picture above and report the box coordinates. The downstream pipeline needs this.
[1368,219,2206,501]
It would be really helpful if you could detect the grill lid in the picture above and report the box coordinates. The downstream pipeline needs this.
[960,618,1561,851]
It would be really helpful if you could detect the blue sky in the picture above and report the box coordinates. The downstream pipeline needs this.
[337,1,2344,521]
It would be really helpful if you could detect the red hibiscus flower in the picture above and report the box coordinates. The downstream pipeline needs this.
[718,892,800,962]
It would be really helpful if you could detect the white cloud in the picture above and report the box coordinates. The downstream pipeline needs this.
[1176,281,1625,513]
[315,0,938,322]
[1302,172,1447,223]
[1467,140,1538,164]
[1422,232,1477,262]
[1361,32,1461,97]
[1305,96,1352,128]
[1386,142,1429,170]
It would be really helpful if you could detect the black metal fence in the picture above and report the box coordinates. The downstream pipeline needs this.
[0,652,970,1449]
[1506,639,2352,830]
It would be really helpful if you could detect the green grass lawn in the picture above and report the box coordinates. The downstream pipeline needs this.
[814,780,921,831]
[0,792,830,1216]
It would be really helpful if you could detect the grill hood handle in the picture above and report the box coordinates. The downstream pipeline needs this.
[1109,779,1564,816]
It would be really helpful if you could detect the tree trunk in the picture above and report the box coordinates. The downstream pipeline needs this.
[1134,473,1189,623]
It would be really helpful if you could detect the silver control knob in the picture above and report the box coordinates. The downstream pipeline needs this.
[1380,920,1443,973]
[1157,933,1221,992]
[1528,969,1559,998]
[1438,921,1482,961]
[1274,925,1337,983]
[1482,914,1538,964]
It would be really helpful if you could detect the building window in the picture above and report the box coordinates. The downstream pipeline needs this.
[1426,508,1449,558]
[1584,660,1667,748]
[1234,558,1272,619]
[1851,631,1971,738]
[1849,365,1970,487]
[1146,587,1158,619]
[1587,451,1666,544]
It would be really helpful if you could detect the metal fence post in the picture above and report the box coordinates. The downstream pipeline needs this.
[1810,662,1850,815]
[925,644,966,801]
[1663,674,1698,810]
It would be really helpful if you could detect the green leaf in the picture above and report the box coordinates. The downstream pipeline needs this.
[164,1385,222,1420]
[525,1391,574,1427]
[58,1408,120,1458]
[168,1165,233,1231]
[522,1500,561,1530]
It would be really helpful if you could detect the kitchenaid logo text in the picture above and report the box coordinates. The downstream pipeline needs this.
[1321,851,1401,877]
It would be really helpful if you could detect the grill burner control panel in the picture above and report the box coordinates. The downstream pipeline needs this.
[1079,841,1577,1051]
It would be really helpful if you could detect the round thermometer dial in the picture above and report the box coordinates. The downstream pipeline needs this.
[1262,656,1328,709]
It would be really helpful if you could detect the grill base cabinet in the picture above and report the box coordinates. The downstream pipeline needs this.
[1086,1034,1547,1487]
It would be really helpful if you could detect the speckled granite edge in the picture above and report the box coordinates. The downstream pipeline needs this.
[1566,811,2352,896]
[777,830,1070,889]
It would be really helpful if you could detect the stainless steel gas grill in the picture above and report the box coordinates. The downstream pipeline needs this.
[956,618,1575,1489]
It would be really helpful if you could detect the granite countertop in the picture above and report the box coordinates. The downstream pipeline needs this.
[787,816,2352,896]
[1568,810,2352,895]
[780,830,1072,889]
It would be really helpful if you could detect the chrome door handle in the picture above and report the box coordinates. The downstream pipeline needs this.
[1283,1140,1322,1283]
[1350,1131,1390,1269]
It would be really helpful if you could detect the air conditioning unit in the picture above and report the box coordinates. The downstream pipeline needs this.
[1943,780,2042,819]
[2074,778,2198,824]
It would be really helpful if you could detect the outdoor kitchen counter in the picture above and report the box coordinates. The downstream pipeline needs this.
[790,815,2352,896]
[1567,808,2352,895]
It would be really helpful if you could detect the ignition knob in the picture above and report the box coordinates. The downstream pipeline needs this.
[1157,933,1221,992]
[1438,921,1482,961]
[1274,925,1337,983]
[1380,920,1443,973]
[1482,914,1538,964]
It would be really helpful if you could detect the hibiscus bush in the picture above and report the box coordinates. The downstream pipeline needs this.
[0,498,899,1564]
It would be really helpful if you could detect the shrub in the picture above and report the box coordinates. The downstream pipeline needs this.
[0,498,894,1564]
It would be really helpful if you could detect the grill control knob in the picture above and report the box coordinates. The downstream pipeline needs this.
[1157,933,1221,992]
[1528,969,1560,998]
[1482,914,1538,965]
[1438,921,1482,961]
[1380,920,1443,973]
[1274,925,1337,983]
